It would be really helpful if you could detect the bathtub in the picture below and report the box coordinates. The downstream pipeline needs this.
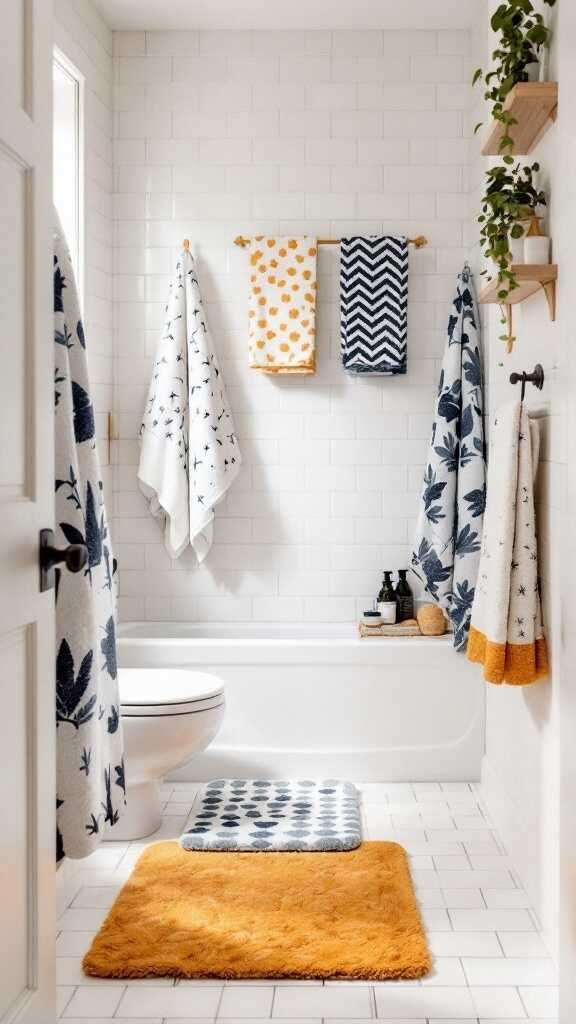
[118,622,485,782]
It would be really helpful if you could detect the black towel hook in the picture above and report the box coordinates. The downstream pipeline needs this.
[509,363,545,402]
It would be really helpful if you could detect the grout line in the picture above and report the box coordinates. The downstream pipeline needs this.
[112,983,127,1016]
[214,984,225,1018]
[368,983,376,1018]
[59,984,77,1018]
[516,983,530,1018]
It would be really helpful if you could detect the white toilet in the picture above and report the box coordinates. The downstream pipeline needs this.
[112,668,225,841]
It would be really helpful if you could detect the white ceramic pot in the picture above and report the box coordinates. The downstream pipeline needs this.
[524,235,551,264]
[508,219,531,264]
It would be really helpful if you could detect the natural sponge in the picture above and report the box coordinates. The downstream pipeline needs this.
[417,603,447,636]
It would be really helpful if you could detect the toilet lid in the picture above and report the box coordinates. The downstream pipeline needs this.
[119,668,225,717]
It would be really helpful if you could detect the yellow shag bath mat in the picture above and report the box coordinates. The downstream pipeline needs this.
[83,840,430,980]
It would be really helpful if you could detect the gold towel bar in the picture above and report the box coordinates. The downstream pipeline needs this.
[233,234,428,249]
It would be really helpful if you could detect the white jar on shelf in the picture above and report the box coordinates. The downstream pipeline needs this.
[523,216,551,264]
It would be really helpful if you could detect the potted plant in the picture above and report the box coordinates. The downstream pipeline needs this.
[473,0,557,158]
[478,160,546,348]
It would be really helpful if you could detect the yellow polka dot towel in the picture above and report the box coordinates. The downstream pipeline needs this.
[248,236,317,374]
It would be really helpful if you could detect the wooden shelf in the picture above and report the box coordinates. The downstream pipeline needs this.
[481,82,558,155]
[479,263,557,318]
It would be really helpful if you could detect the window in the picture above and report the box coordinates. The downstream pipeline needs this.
[53,49,84,303]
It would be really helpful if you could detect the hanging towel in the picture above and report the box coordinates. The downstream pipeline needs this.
[411,269,486,650]
[340,235,408,375]
[467,400,548,685]
[139,248,241,563]
[54,213,125,859]
[248,236,317,374]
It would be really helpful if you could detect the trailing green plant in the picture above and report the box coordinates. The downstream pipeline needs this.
[473,0,557,159]
[478,160,546,304]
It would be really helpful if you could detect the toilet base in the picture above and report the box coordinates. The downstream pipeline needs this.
[108,780,162,841]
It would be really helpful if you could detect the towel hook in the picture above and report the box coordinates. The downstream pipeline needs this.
[509,363,545,402]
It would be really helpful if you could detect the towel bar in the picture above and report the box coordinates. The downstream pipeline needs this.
[233,234,428,249]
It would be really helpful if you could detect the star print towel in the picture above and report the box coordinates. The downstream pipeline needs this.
[138,248,241,563]
[467,400,548,685]
[248,236,317,374]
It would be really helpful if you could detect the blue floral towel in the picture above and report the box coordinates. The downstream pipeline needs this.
[410,268,486,650]
[54,213,125,858]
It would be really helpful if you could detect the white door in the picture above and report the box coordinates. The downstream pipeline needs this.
[0,1,56,1023]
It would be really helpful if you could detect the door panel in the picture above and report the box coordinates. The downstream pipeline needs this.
[0,626,32,1020]
[0,153,28,500]
[0,1,55,1023]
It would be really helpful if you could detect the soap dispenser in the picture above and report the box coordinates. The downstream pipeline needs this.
[377,572,397,624]
[395,569,414,622]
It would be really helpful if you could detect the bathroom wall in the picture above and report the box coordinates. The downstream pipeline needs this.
[468,0,565,961]
[54,0,115,497]
[111,28,471,623]
[557,3,576,1006]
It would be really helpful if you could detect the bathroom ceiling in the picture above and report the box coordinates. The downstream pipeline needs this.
[93,0,478,31]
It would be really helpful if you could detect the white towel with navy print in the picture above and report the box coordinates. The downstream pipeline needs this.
[138,248,241,563]
[54,213,125,859]
[340,235,408,375]
[410,268,486,650]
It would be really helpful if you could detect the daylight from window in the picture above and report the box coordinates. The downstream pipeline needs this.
[53,54,82,296]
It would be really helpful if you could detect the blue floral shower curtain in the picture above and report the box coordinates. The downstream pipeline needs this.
[410,268,486,650]
[54,213,126,858]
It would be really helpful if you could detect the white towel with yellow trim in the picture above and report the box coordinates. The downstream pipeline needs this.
[467,399,548,685]
[248,236,317,374]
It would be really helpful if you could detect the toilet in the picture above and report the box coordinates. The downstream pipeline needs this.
[111,668,225,841]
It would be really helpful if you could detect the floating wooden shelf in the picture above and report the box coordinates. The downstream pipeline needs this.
[479,263,557,317]
[481,82,558,155]
[479,265,557,353]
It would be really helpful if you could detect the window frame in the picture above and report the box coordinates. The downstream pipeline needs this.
[53,46,85,308]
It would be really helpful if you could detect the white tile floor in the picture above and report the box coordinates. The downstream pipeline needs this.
[56,781,559,1024]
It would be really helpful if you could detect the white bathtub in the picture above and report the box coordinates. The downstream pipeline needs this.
[118,622,485,782]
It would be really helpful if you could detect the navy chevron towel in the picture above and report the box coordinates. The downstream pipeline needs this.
[340,235,408,375]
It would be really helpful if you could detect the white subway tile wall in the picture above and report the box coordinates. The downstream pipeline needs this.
[467,1,566,960]
[111,28,471,624]
[55,0,114,501]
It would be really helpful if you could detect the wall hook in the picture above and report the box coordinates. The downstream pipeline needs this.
[509,363,545,402]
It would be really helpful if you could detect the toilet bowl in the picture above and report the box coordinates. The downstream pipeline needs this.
[111,668,225,841]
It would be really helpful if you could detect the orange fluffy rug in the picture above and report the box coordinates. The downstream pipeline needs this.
[83,840,430,980]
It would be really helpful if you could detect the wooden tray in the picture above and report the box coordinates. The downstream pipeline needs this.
[358,621,422,638]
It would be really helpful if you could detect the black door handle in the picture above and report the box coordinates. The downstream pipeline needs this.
[39,528,88,592]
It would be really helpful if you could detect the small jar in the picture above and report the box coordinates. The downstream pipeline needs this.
[378,601,397,624]
[362,610,383,627]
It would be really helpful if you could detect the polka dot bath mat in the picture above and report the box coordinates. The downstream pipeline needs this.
[179,779,362,852]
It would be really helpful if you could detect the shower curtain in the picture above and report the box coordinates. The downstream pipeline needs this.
[410,267,486,650]
[54,213,126,859]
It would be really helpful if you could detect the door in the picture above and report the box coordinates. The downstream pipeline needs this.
[0,1,55,1023]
